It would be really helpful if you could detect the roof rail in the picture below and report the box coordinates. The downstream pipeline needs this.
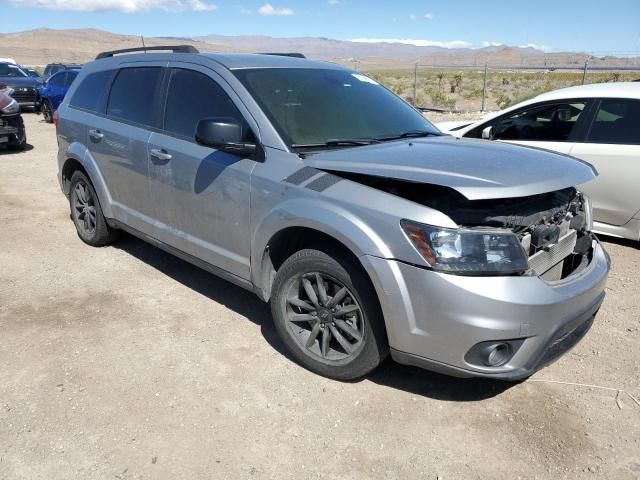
[96,45,199,60]
[259,52,306,59]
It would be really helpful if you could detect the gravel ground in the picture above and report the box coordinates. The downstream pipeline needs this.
[1,114,639,480]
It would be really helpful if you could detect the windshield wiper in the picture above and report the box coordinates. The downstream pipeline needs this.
[375,130,441,141]
[291,138,380,149]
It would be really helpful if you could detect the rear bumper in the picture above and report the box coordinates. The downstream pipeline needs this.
[362,239,610,380]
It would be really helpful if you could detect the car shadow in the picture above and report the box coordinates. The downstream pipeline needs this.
[599,235,638,249]
[112,233,515,402]
[0,143,34,154]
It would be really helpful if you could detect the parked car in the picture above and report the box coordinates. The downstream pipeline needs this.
[36,69,80,123]
[0,62,41,109]
[43,63,81,80]
[21,66,42,80]
[56,46,609,381]
[0,90,27,150]
[438,83,640,241]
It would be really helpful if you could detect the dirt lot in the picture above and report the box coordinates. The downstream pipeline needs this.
[1,114,639,480]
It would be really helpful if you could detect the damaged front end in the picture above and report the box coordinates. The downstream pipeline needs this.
[336,173,595,281]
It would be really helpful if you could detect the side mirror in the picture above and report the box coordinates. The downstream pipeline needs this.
[481,125,494,140]
[195,117,256,157]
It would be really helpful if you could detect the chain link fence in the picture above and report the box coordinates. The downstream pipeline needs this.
[366,62,640,114]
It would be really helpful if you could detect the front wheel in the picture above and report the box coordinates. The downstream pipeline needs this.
[6,115,26,151]
[270,248,388,380]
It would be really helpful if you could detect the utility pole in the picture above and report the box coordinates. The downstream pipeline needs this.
[582,56,590,85]
[413,62,418,106]
[481,63,488,112]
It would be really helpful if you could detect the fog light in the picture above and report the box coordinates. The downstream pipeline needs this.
[464,339,523,368]
[485,343,511,366]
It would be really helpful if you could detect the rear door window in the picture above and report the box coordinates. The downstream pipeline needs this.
[48,72,66,87]
[69,69,115,113]
[107,67,164,127]
[586,99,640,145]
[163,68,245,139]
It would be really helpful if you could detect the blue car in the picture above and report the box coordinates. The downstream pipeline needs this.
[36,69,80,123]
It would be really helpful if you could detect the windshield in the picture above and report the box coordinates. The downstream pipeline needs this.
[234,68,439,148]
[0,63,28,78]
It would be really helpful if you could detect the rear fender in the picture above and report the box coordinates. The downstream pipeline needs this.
[62,143,114,219]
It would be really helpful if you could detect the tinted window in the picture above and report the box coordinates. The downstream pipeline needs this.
[164,69,244,138]
[107,67,163,126]
[471,102,586,142]
[48,72,66,87]
[0,63,27,77]
[70,69,115,113]
[63,71,78,88]
[234,68,438,147]
[586,99,640,145]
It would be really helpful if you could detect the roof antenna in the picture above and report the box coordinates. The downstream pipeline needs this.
[141,35,147,53]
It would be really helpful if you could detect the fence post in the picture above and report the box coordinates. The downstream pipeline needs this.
[582,57,589,85]
[481,63,488,112]
[413,63,418,106]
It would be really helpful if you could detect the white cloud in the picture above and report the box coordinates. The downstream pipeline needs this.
[409,14,416,20]
[423,12,432,19]
[482,41,504,47]
[519,43,551,51]
[257,3,293,15]
[350,38,472,49]
[189,0,215,11]
[327,0,340,4]
[7,0,217,12]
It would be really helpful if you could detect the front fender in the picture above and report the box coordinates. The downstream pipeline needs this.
[61,142,114,219]
[250,197,393,293]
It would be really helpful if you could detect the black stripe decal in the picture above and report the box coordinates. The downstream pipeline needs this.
[305,173,343,192]
[283,167,320,185]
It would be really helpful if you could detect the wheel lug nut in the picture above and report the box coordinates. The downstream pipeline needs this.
[312,312,317,316]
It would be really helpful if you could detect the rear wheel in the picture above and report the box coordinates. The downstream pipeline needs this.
[271,248,388,380]
[42,100,53,124]
[69,171,119,246]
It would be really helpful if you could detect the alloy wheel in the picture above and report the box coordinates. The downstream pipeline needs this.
[72,181,97,236]
[285,272,365,361]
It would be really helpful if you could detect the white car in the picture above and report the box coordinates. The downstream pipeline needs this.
[439,83,640,241]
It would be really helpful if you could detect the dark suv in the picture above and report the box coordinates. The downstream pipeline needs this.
[55,46,609,381]
[43,63,81,80]
[0,62,41,109]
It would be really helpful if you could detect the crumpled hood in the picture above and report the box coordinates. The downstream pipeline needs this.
[304,136,597,200]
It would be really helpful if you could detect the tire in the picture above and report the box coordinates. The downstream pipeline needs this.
[69,171,119,246]
[270,248,388,380]
[42,100,53,124]
[7,115,26,151]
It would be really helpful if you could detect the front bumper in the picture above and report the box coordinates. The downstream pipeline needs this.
[0,119,19,144]
[362,239,610,380]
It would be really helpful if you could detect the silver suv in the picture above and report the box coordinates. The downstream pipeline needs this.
[56,46,610,381]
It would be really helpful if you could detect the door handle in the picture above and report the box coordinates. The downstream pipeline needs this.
[89,129,104,141]
[150,148,173,163]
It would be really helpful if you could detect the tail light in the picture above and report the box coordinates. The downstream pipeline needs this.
[53,109,59,127]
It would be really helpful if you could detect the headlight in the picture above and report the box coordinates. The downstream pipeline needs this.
[401,220,528,275]
[1,98,19,114]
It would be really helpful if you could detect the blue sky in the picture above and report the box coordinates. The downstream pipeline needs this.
[3,0,639,53]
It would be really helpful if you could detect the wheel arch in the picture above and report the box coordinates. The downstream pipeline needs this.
[251,199,392,302]
[61,146,114,218]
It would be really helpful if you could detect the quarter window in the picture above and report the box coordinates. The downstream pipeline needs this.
[70,69,115,113]
[472,102,587,142]
[163,68,244,139]
[107,67,164,127]
[586,100,640,145]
